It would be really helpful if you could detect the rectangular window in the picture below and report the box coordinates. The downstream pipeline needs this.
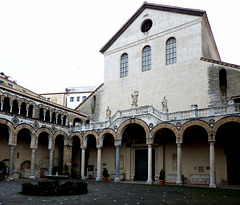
[70,97,74,102]
[0,80,4,85]
[47,98,51,101]
[77,96,80,101]
[7,83,12,88]
[82,96,87,101]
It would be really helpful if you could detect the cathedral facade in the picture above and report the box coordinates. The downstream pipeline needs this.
[1,2,240,187]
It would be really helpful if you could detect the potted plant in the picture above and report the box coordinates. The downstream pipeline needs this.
[102,168,110,182]
[159,169,165,185]
[0,161,8,181]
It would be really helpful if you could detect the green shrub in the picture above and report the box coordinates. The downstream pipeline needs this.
[21,181,88,196]
[75,181,88,195]
[38,181,58,196]
[58,181,75,195]
[22,183,34,195]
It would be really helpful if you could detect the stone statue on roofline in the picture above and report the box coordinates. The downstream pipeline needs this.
[106,106,111,118]
[162,96,168,113]
[131,91,139,108]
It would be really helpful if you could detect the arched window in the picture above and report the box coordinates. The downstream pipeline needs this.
[142,46,151,71]
[219,69,227,93]
[120,53,128,77]
[166,37,176,65]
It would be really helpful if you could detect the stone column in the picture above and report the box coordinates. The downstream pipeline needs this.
[8,145,15,181]
[209,141,216,188]
[146,144,153,184]
[29,148,36,180]
[48,149,54,175]
[0,99,3,111]
[81,147,86,179]
[114,145,120,182]
[18,106,21,115]
[10,104,13,113]
[176,142,183,186]
[96,145,102,181]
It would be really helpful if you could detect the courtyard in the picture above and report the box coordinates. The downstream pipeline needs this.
[0,180,240,205]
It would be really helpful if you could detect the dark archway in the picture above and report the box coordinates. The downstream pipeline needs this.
[154,128,176,182]
[182,125,209,185]
[71,136,81,178]
[216,122,240,185]
[53,135,64,174]
[37,132,49,178]
[122,123,151,181]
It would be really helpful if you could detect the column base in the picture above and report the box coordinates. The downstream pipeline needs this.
[96,177,101,181]
[209,184,216,188]
[81,175,86,180]
[29,170,35,180]
[176,181,183,186]
[114,177,120,182]
[146,180,153,185]
[29,176,35,180]
[7,176,14,181]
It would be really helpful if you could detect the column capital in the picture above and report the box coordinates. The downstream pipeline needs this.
[208,131,216,142]
[96,145,102,149]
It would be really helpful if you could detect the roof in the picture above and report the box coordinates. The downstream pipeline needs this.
[0,84,87,117]
[75,83,104,110]
[200,57,240,69]
[99,2,206,54]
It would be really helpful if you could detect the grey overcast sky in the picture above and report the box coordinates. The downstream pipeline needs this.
[0,0,239,94]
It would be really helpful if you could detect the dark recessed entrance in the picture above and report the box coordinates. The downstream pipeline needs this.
[135,149,155,181]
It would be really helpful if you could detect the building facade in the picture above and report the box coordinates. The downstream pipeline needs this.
[75,3,240,187]
[1,2,240,188]
[40,86,96,109]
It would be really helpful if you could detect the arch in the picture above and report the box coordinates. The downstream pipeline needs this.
[53,130,68,146]
[15,124,37,148]
[142,45,151,71]
[83,131,98,148]
[179,120,211,142]
[73,118,83,126]
[166,37,176,65]
[36,128,53,149]
[120,53,128,78]
[212,116,240,141]
[69,132,83,147]
[0,118,14,145]
[117,118,150,142]
[150,123,178,143]
[99,128,117,147]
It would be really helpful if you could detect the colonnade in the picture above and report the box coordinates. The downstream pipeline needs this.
[79,134,216,188]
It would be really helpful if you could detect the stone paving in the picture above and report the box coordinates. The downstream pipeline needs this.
[0,179,240,205]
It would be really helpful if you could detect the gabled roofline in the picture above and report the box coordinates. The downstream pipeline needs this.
[74,83,104,110]
[99,2,205,54]
[200,57,240,69]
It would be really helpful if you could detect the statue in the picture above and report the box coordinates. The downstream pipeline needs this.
[106,106,111,118]
[131,91,139,108]
[161,96,168,113]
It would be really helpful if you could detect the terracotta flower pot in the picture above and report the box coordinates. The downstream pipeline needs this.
[160,180,165,185]
[103,177,108,182]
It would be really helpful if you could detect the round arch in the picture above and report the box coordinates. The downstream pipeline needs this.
[212,116,240,141]
[150,123,178,143]
[179,120,211,142]
[15,124,36,148]
[0,119,14,143]
[53,131,68,146]
[116,118,150,142]
[99,128,116,147]
[36,128,53,149]
[69,132,83,147]
[83,131,98,148]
